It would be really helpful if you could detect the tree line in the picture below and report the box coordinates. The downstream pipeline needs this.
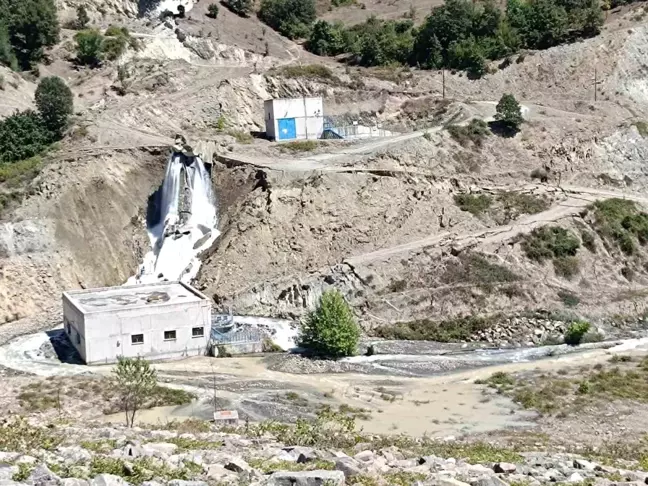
[252,0,611,77]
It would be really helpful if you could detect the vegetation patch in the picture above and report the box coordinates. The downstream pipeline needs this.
[164,436,222,451]
[479,358,648,416]
[80,439,118,453]
[226,129,253,144]
[454,193,492,216]
[521,226,580,277]
[280,140,319,153]
[590,199,648,255]
[563,320,591,345]
[447,119,490,147]
[373,314,497,342]
[270,64,339,83]
[441,253,520,293]
[87,456,202,484]
[634,121,648,137]
[247,458,335,473]
[0,418,62,453]
[557,290,580,308]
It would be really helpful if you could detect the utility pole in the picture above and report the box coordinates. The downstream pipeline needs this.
[592,67,604,102]
[442,69,446,99]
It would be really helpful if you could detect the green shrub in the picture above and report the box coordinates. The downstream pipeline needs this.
[35,76,73,138]
[591,199,648,255]
[226,129,253,144]
[258,0,317,39]
[0,111,50,163]
[103,25,135,60]
[553,256,580,279]
[454,193,492,216]
[447,119,490,146]
[281,140,318,152]
[557,290,580,307]
[0,0,60,69]
[373,315,495,342]
[74,5,90,30]
[272,64,338,82]
[299,290,360,357]
[522,226,580,262]
[222,0,253,17]
[207,3,220,18]
[564,320,590,345]
[75,29,104,66]
[495,93,523,132]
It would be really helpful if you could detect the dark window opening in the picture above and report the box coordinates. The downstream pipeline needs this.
[164,330,177,341]
[131,334,144,345]
[192,327,204,338]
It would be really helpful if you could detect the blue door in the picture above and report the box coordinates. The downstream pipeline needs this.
[277,118,297,140]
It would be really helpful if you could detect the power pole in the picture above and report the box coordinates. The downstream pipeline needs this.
[442,69,446,99]
[592,67,604,102]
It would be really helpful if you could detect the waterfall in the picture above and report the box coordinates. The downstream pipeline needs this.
[129,151,219,285]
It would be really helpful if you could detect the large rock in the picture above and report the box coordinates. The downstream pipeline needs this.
[28,464,61,486]
[144,443,179,458]
[266,470,345,486]
[282,447,319,464]
[57,447,93,464]
[225,458,251,473]
[90,475,130,486]
[0,467,18,482]
[60,479,89,486]
[472,476,511,486]
[573,459,597,471]
[493,463,517,474]
[428,477,472,486]
[334,457,363,478]
[167,481,207,486]
[205,464,234,481]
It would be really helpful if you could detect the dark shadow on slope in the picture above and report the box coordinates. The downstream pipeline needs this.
[45,329,85,365]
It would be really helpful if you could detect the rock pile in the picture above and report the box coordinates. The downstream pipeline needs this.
[469,315,572,345]
[0,422,644,486]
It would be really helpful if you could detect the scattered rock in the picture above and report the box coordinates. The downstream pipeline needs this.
[334,457,363,478]
[90,475,130,486]
[267,470,345,486]
[225,458,251,473]
[494,463,517,474]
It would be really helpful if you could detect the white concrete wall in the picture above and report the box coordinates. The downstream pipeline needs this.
[82,300,211,365]
[264,100,276,140]
[265,97,324,141]
[62,294,87,363]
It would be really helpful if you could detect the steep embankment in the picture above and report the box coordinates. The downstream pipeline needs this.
[0,149,166,323]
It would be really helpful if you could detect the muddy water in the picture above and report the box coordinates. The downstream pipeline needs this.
[102,338,648,437]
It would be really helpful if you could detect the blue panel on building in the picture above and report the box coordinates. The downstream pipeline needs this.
[277,118,297,140]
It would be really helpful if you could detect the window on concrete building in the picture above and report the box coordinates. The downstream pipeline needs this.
[76,332,81,344]
[192,327,204,338]
[131,334,144,345]
[164,330,177,341]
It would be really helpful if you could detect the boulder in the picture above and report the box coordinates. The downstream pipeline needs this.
[429,476,472,486]
[167,481,207,486]
[90,475,130,486]
[60,479,90,486]
[225,458,251,473]
[205,464,234,481]
[266,470,345,486]
[354,451,374,463]
[567,473,585,483]
[472,476,511,486]
[573,459,597,471]
[0,467,18,482]
[334,457,363,478]
[144,443,178,458]
[493,463,517,474]
[57,447,92,464]
[28,464,61,486]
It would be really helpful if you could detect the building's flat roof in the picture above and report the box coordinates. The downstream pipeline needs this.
[64,282,206,313]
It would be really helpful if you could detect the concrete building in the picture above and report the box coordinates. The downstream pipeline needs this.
[264,97,324,141]
[63,282,212,365]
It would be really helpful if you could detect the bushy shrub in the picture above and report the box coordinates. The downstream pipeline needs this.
[207,3,220,18]
[75,29,104,66]
[74,5,90,30]
[447,118,490,146]
[222,0,253,17]
[35,76,74,138]
[0,0,60,69]
[299,290,360,357]
[0,110,50,163]
[495,93,524,132]
[522,226,580,262]
[564,320,590,345]
[258,0,317,39]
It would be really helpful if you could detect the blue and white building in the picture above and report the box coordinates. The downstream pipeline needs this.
[264,97,324,141]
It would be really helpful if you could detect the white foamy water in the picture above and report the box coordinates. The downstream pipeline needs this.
[129,153,219,285]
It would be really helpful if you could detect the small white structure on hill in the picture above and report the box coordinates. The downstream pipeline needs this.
[264,97,324,141]
[63,282,212,365]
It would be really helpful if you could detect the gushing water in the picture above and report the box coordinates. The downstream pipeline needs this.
[129,152,219,284]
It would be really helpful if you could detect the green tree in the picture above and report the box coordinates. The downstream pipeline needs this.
[224,0,253,17]
[258,0,317,39]
[35,76,73,138]
[0,20,18,70]
[307,20,345,56]
[112,357,158,427]
[207,3,220,18]
[495,93,523,131]
[299,290,360,358]
[74,29,104,66]
[448,37,487,78]
[0,110,50,163]
[103,25,132,61]
[1,0,60,69]
[519,0,568,48]
[74,5,90,30]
